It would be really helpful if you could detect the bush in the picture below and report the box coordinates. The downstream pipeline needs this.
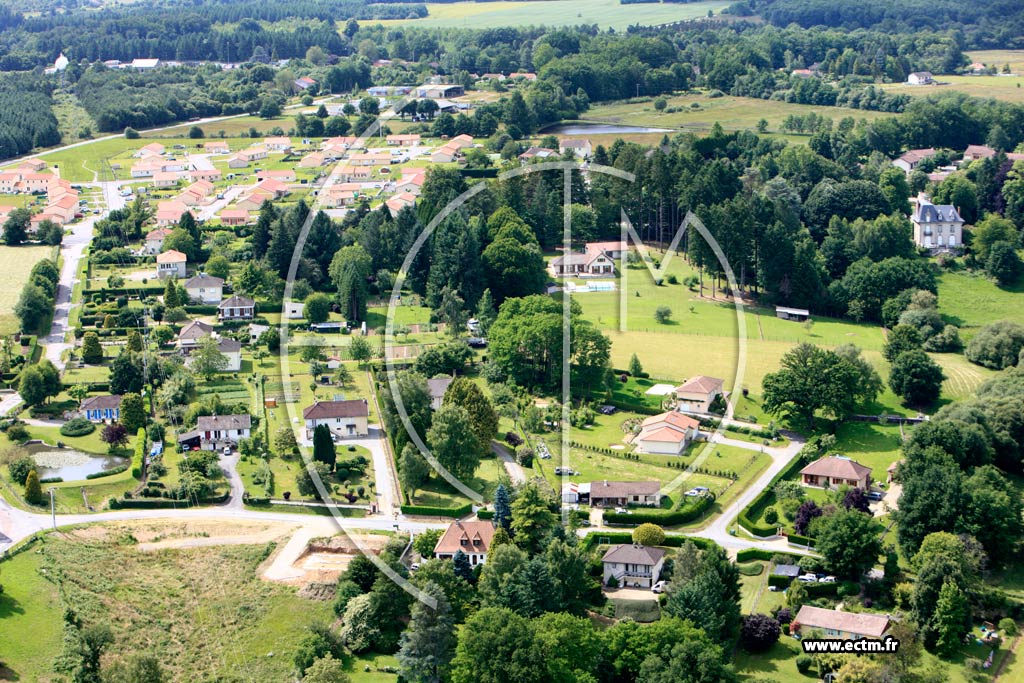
[60,418,96,437]
[741,614,781,652]
[1000,618,1018,636]
[399,503,472,517]
[763,506,778,525]
[8,456,35,485]
[603,494,713,526]
[504,431,523,447]
[632,523,666,546]
[6,423,29,443]
[795,655,813,674]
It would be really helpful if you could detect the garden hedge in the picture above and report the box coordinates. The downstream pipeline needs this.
[477,509,494,520]
[400,503,472,518]
[602,494,713,527]
[86,465,128,480]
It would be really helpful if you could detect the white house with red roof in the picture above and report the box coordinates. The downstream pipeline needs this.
[633,411,700,455]
[156,249,187,279]
[675,375,726,413]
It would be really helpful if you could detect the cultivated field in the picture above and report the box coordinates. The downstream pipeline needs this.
[582,92,896,136]
[0,244,55,335]
[881,75,1024,104]
[365,0,731,30]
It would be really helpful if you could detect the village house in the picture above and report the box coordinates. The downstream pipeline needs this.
[189,168,223,183]
[912,193,963,250]
[674,375,726,413]
[191,414,252,450]
[19,159,47,172]
[238,147,268,163]
[298,152,327,169]
[19,173,53,193]
[214,338,242,372]
[324,183,364,208]
[907,71,934,85]
[156,249,187,279]
[430,144,461,164]
[219,208,250,226]
[385,192,417,213]
[176,320,215,350]
[386,134,421,146]
[559,138,592,158]
[433,520,495,566]
[293,76,317,91]
[962,144,997,162]
[518,146,558,162]
[602,544,666,589]
[154,200,191,227]
[427,376,453,410]
[44,194,79,224]
[509,72,537,81]
[792,605,891,640]
[204,141,230,154]
[416,84,465,98]
[589,480,662,508]
[254,178,289,199]
[218,294,256,321]
[263,136,292,152]
[226,155,250,169]
[395,172,425,194]
[134,142,165,158]
[80,395,122,422]
[152,171,181,189]
[349,151,392,167]
[255,169,296,183]
[302,399,369,439]
[183,273,224,304]
[800,455,872,490]
[549,242,622,277]
[632,411,700,455]
[892,148,936,174]
[144,227,173,254]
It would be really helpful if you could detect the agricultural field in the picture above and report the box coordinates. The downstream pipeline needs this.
[0,244,57,335]
[365,0,731,31]
[881,75,1024,105]
[581,92,896,137]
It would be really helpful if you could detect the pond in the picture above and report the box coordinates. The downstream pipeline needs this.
[24,442,128,482]
[543,122,674,135]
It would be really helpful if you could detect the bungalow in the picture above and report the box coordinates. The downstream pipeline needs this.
[674,375,725,413]
[18,159,47,172]
[154,200,191,227]
[218,294,256,321]
[509,72,537,81]
[176,319,215,350]
[449,134,475,150]
[183,179,215,200]
[430,144,460,164]
[263,136,292,152]
[226,155,250,169]
[434,520,495,566]
[144,227,173,254]
[80,395,122,422]
[255,178,289,199]
[134,142,165,158]
[800,455,872,490]
[189,168,223,183]
[152,171,181,189]
[338,165,372,181]
[633,411,700,455]
[792,605,890,640]
[892,148,936,174]
[427,376,453,410]
[386,134,421,146]
[322,136,360,151]
[395,172,425,194]
[385,191,417,213]
[912,193,963,250]
[349,151,392,167]
[559,138,592,158]
[302,399,369,439]
[963,144,997,162]
[255,169,296,183]
[324,183,364,208]
[549,243,618,277]
[907,71,934,85]
[130,58,160,70]
[156,249,187,279]
[602,544,666,589]
[234,188,274,212]
[518,146,558,162]
[219,208,250,226]
[589,480,661,508]
[775,306,810,322]
[194,414,252,450]
[298,152,327,169]
[183,273,224,304]
[204,141,230,154]
[238,147,268,163]
[31,212,64,229]
[293,76,317,91]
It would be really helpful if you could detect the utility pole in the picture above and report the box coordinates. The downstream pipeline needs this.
[49,488,56,529]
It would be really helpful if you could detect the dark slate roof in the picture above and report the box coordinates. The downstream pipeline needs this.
[196,414,251,431]
[303,399,369,420]
[80,394,122,410]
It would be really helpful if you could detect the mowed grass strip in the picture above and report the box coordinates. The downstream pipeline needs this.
[0,245,55,335]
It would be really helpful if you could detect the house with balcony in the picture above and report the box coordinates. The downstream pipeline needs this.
[912,193,963,251]
[602,544,666,589]
[433,520,495,566]
[217,295,256,321]
[302,399,369,439]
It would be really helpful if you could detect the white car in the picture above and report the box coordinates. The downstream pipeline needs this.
[819,575,837,583]
[651,581,668,594]
[222,446,232,456]
[797,574,818,583]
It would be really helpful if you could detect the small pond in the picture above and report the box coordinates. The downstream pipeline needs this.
[24,442,128,481]
[543,122,673,135]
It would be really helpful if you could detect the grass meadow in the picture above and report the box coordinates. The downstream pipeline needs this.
[0,244,56,335]
[881,74,1024,104]
[365,0,731,30]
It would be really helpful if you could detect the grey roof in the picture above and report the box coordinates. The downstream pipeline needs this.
[303,399,369,420]
[218,294,255,309]
[184,274,224,288]
[913,198,963,223]
[217,338,242,352]
[196,414,251,431]
[178,320,214,340]
[589,480,661,499]
[427,376,453,400]
[80,394,122,410]
[772,563,802,577]
[602,544,666,566]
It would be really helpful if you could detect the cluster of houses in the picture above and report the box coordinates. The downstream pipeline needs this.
[0,160,84,229]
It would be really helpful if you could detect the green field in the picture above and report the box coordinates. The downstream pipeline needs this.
[582,92,896,136]
[366,0,730,30]
[881,74,1024,104]
[0,244,56,335]
[937,269,1024,335]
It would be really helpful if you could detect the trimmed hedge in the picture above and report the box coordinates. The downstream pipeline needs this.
[735,548,802,563]
[108,492,229,509]
[85,465,128,480]
[788,533,816,547]
[477,509,494,520]
[60,418,96,437]
[131,427,147,478]
[602,495,714,527]
[40,476,64,484]
[400,503,472,518]
[579,531,717,552]
[604,399,662,416]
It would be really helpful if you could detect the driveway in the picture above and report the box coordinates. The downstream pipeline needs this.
[492,442,526,484]
[219,452,245,511]
[346,426,400,518]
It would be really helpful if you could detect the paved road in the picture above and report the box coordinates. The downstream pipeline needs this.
[219,452,246,511]
[357,427,400,518]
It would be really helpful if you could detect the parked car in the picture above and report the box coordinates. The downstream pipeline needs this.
[410,562,420,571]
[651,581,668,594]
[867,491,884,501]
[614,507,629,515]
[222,446,232,455]
[598,405,616,415]
[819,576,837,583]
[768,585,780,592]
[798,574,818,583]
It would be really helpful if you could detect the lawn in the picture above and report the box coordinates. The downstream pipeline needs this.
[582,92,895,136]
[936,269,1024,336]
[830,421,904,483]
[0,244,55,335]
[405,452,507,508]
[365,0,731,30]
[881,74,1024,104]
[0,528,336,683]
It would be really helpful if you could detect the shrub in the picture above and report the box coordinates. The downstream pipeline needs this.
[6,423,29,443]
[8,455,35,485]
[795,655,813,674]
[60,417,96,437]
[1000,618,1018,636]
[763,506,778,525]
[505,431,523,447]
[741,614,781,652]
[632,523,666,546]
[515,446,533,467]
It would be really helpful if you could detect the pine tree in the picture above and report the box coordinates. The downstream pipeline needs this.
[267,218,296,278]
[494,483,512,530]
[453,550,473,582]
[24,469,43,505]
[628,353,643,376]
[933,580,971,657]
[178,211,200,245]
[163,278,181,308]
[252,201,276,258]
[476,288,497,336]
[127,329,143,353]
[312,424,337,471]
[120,393,147,431]
[397,582,456,683]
